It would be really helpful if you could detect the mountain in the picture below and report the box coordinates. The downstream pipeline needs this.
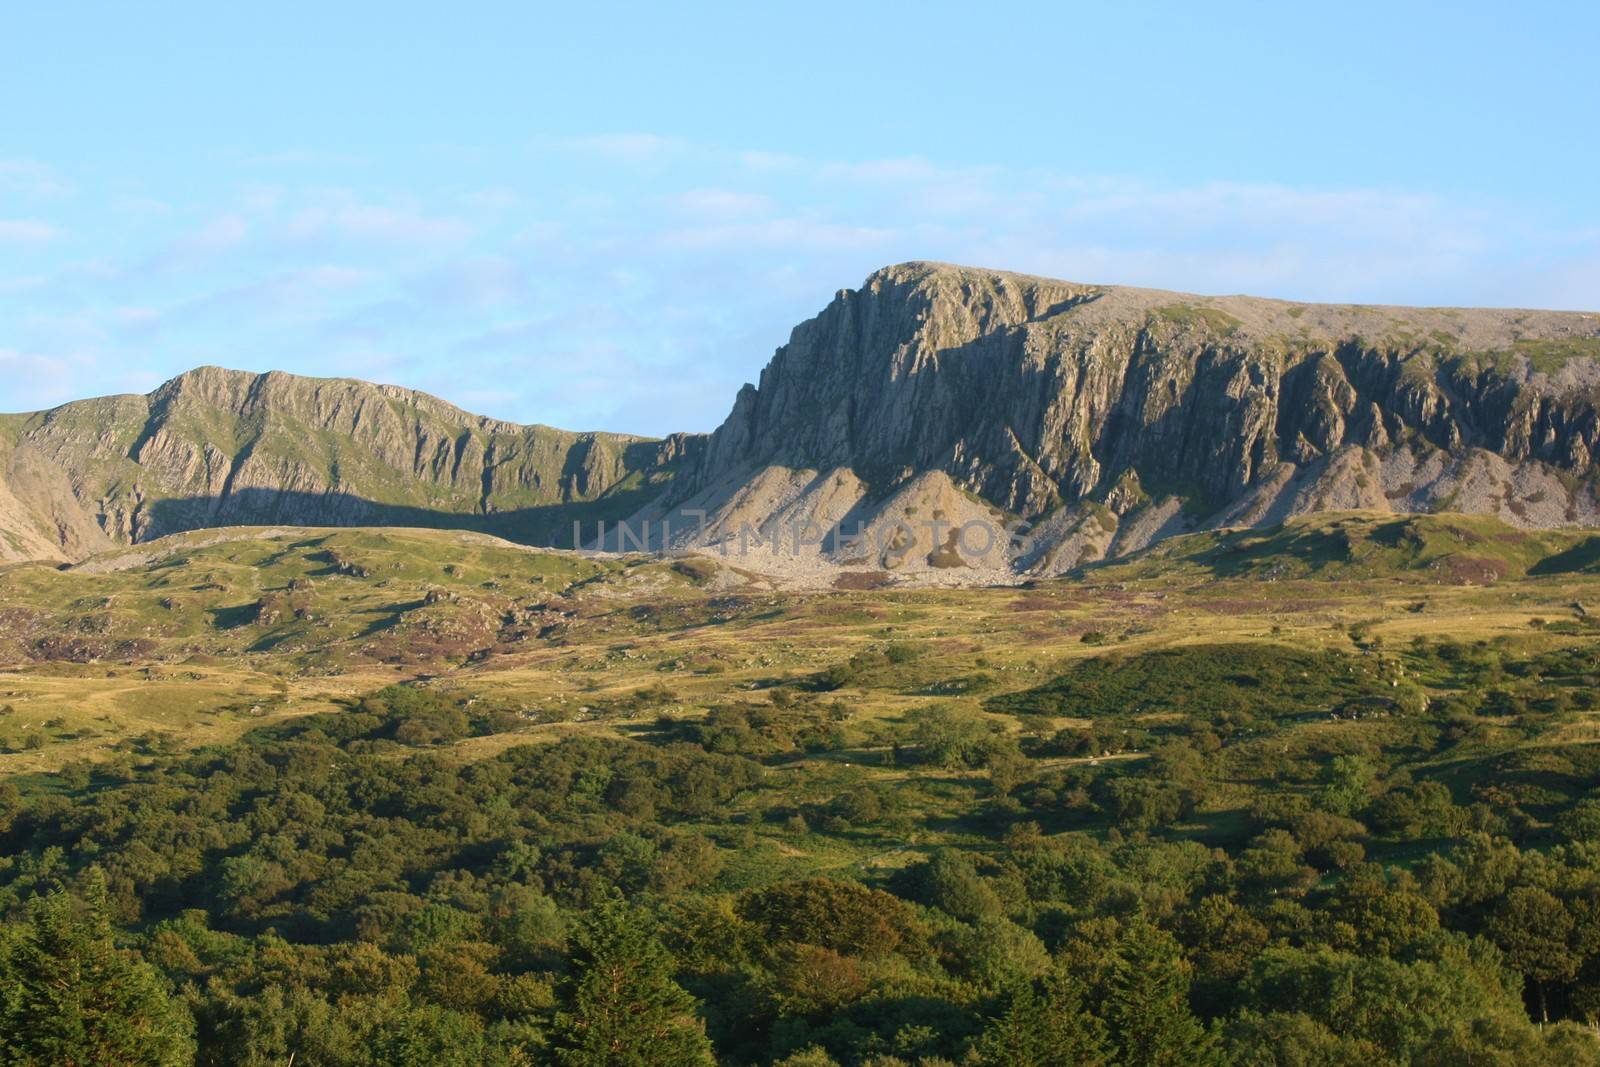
[4,262,1599,575]
[638,262,1600,576]
[0,366,698,563]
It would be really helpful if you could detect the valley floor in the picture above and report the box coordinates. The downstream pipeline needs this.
[1,514,1599,1064]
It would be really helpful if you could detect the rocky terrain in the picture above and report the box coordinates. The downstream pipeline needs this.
[636,262,1600,578]
[0,366,697,563]
[4,262,1599,580]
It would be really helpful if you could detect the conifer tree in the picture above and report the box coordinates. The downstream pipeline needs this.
[553,896,715,1067]
[977,970,1108,1066]
[1106,918,1221,1067]
[0,874,195,1067]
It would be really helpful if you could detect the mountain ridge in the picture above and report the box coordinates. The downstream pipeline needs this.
[0,364,700,563]
[636,262,1600,578]
[4,262,1599,576]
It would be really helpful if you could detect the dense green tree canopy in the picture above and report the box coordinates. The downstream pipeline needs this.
[2,632,1600,1064]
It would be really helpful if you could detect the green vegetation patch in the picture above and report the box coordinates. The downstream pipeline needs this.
[1152,303,1243,337]
[988,642,1387,721]
[1531,535,1600,575]
[1505,336,1600,374]
[1109,513,1589,584]
[1456,336,1600,378]
[4,523,1600,1063]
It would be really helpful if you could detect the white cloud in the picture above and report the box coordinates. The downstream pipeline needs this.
[177,214,250,256]
[0,349,77,411]
[817,157,944,184]
[667,188,773,219]
[0,219,60,244]
[120,265,376,340]
[0,159,68,198]
[410,256,532,310]
[282,201,471,247]
[113,196,173,219]
[561,132,687,163]
[4,133,1597,434]
[736,150,803,172]
[656,217,895,252]
[0,346,165,412]
[238,185,287,213]
[234,148,364,167]
[461,187,523,211]
[1049,180,1466,248]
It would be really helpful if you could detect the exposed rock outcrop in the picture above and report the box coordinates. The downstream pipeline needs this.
[0,366,699,561]
[636,262,1600,577]
[4,262,1598,581]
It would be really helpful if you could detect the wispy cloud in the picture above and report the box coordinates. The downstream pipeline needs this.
[143,213,250,271]
[0,349,74,411]
[230,148,365,167]
[561,132,687,163]
[817,157,948,184]
[0,220,60,244]
[736,150,803,172]
[120,265,376,342]
[1,135,1595,433]
[667,188,773,219]
[0,159,68,198]
[655,217,896,252]
[281,199,472,248]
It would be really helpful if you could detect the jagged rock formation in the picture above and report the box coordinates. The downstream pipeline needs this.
[637,262,1600,577]
[0,367,697,563]
[4,263,1599,578]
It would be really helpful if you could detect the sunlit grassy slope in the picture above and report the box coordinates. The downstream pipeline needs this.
[0,513,1596,780]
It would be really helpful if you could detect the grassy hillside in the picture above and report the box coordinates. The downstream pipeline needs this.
[0,367,691,563]
[1099,511,1600,583]
[1,514,1600,1063]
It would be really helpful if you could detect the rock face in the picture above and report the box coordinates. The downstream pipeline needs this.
[640,262,1600,576]
[4,262,1599,576]
[0,366,698,563]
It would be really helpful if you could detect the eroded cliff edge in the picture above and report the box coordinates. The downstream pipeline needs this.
[4,261,1598,576]
[642,262,1600,576]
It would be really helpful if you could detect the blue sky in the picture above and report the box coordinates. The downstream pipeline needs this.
[2,2,1596,434]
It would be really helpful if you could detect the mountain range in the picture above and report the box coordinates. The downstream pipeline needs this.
[4,261,1598,579]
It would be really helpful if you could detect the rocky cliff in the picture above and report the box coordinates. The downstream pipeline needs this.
[0,367,697,563]
[641,262,1600,576]
[5,263,1599,577]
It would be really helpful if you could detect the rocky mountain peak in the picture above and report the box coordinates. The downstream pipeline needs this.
[647,263,1600,578]
[0,367,696,563]
[3,263,1598,581]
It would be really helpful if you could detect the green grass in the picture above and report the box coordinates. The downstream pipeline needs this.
[1505,337,1600,374]
[1102,512,1590,584]
[0,512,1596,778]
[1530,535,1600,575]
[0,512,1598,1063]
[1455,337,1600,378]
[987,643,1387,721]
[1152,303,1243,337]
